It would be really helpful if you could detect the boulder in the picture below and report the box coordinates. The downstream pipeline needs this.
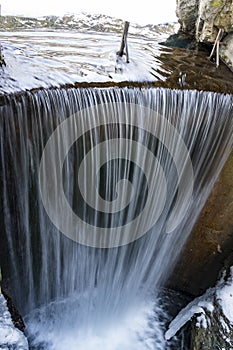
[176,0,233,69]
[196,0,233,43]
[176,0,233,43]
[166,268,233,349]
[176,0,199,35]
[220,32,233,71]
[191,269,233,349]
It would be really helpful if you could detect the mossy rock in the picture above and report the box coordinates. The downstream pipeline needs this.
[209,0,224,8]
[176,0,233,43]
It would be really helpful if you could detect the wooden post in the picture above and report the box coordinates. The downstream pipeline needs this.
[117,21,130,63]
[209,28,224,68]
[216,40,220,68]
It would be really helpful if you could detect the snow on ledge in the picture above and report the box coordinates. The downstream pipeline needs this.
[165,289,215,340]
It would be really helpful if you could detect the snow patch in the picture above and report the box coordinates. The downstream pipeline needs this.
[196,314,208,329]
[0,295,29,350]
[217,267,233,324]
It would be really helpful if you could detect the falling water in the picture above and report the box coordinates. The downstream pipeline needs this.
[0,87,232,349]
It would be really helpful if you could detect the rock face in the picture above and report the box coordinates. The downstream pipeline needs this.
[191,301,233,349]
[170,152,233,296]
[177,0,233,43]
[173,0,233,299]
[176,0,233,69]
[220,32,233,70]
[191,269,233,349]
[176,0,199,35]
[166,268,233,350]
[196,0,233,43]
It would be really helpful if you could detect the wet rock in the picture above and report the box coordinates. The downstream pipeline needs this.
[169,151,233,296]
[160,31,198,49]
[220,32,233,71]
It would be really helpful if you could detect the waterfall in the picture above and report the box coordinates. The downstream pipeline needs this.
[0,87,232,349]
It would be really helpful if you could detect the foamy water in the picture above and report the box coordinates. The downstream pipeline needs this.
[26,295,167,350]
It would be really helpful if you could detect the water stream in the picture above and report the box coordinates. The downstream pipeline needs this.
[1,14,233,94]
[1,87,233,349]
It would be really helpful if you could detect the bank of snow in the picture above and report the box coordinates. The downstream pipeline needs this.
[0,294,28,350]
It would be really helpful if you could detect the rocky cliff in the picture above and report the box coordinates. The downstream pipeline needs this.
[176,0,233,70]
